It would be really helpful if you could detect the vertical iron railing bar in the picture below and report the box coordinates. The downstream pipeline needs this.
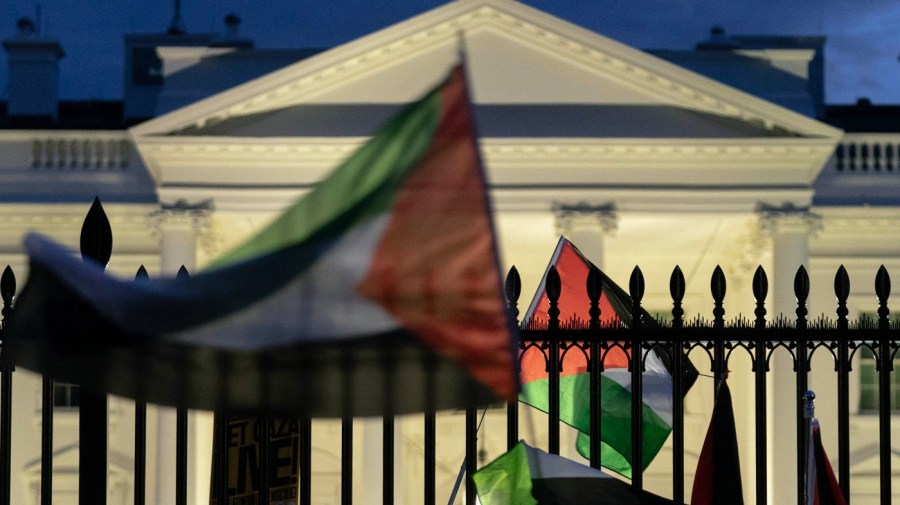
[174,266,189,505]
[134,266,149,505]
[384,344,396,505]
[670,265,686,503]
[0,266,14,505]
[341,417,353,505]
[175,409,188,505]
[211,412,228,505]
[546,266,561,455]
[875,265,891,505]
[40,376,52,505]
[79,197,111,505]
[505,266,521,451]
[835,265,851,502]
[465,407,477,505]
[0,362,9,505]
[710,267,728,499]
[794,266,810,505]
[424,352,437,505]
[504,265,522,450]
[341,348,353,505]
[710,259,728,505]
[710,265,727,381]
[258,417,271,505]
[753,265,768,505]
[587,265,603,469]
[424,412,435,505]
[629,266,645,493]
[300,417,312,505]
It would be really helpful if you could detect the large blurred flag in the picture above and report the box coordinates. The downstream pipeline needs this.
[7,65,517,417]
[806,418,847,505]
[473,441,674,505]
[519,237,697,477]
[691,380,743,505]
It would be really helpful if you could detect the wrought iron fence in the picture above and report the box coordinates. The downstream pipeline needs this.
[0,202,897,505]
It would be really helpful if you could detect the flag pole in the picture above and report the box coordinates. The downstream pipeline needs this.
[802,390,816,505]
[447,407,489,505]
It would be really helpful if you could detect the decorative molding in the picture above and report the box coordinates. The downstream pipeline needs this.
[136,136,837,190]
[147,199,225,263]
[141,136,835,158]
[758,202,823,237]
[553,202,618,236]
[147,199,214,237]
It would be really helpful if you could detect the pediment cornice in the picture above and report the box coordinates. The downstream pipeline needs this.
[132,0,841,147]
[138,135,836,191]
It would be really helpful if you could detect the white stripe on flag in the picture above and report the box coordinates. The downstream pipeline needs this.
[603,350,674,427]
[170,215,400,349]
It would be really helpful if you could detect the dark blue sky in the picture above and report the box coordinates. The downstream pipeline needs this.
[2,0,899,104]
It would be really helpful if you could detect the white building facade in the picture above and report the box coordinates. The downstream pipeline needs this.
[1,0,899,503]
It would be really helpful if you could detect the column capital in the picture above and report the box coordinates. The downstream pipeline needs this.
[147,199,214,237]
[553,202,618,236]
[757,202,822,236]
[149,199,216,274]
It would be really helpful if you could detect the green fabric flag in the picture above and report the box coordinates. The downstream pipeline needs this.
[473,442,538,505]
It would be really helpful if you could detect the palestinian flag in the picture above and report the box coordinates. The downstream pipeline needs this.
[520,237,697,477]
[6,65,517,417]
[473,441,674,505]
[691,380,743,505]
[805,418,847,505]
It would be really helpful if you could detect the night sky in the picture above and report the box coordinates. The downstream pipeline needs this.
[1,0,898,105]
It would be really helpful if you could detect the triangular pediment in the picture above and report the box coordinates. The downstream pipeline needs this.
[131,0,842,215]
[132,0,839,140]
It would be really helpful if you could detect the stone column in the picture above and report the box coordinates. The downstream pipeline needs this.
[758,204,820,505]
[148,199,213,505]
[554,203,618,270]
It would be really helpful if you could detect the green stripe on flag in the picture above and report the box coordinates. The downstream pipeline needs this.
[520,373,672,478]
[207,88,444,270]
[473,441,538,505]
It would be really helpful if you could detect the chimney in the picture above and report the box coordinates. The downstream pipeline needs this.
[696,25,742,51]
[3,17,65,121]
[224,13,241,39]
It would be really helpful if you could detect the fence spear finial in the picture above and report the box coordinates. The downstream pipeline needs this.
[803,390,816,420]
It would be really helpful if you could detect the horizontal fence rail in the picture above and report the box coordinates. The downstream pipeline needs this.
[1,202,900,504]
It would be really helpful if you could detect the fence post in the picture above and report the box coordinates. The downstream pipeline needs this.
[341,349,354,505]
[0,266,15,505]
[134,266,149,505]
[876,265,892,505]
[629,266,645,492]
[834,266,851,501]
[794,266,810,505]
[79,197,111,505]
[505,267,521,452]
[670,266,685,502]
[587,265,603,470]
[546,266,561,455]
[753,265,768,505]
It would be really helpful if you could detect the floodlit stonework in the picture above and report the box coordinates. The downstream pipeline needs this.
[1,1,899,503]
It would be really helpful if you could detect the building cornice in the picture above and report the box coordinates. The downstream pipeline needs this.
[136,135,838,189]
